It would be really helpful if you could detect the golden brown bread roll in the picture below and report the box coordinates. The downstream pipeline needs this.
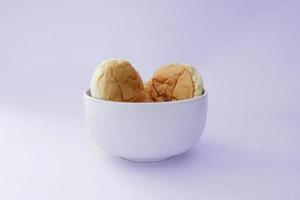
[90,59,146,102]
[145,64,203,102]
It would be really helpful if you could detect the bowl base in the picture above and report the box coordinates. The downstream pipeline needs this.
[121,156,173,163]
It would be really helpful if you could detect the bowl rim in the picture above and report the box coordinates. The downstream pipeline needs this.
[84,89,207,105]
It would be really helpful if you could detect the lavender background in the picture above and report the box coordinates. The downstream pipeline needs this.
[0,0,299,199]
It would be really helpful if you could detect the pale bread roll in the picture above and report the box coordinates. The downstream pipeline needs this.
[90,59,146,102]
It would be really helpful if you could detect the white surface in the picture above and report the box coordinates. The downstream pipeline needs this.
[84,90,207,161]
[1,0,300,199]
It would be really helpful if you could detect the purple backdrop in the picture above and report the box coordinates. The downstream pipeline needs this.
[0,0,299,199]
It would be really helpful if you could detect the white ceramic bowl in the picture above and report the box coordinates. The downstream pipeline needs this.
[84,90,208,162]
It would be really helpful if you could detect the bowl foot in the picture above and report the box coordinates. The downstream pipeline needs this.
[121,156,173,163]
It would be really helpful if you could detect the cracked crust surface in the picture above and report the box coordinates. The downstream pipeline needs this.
[145,64,203,102]
[90,59,146,102]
